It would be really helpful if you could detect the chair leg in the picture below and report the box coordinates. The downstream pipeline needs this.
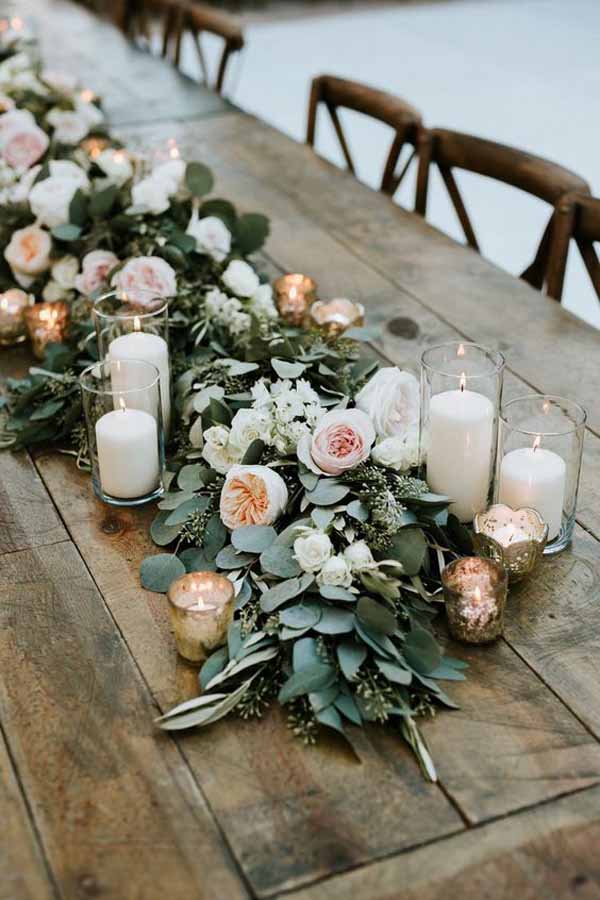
[577,238,600,303]
[521,214,554,290]
[328,104,355,175]
[306,80,322,147]
[440,166,480,251]
[546,199,575,301]
[380,131,404,195]
[414,132,432,216]
[215,44,233,94]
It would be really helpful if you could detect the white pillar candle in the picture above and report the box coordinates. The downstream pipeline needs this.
[108,327,171,430]
[498,443,566,540]
[96,404,160,499]
[427,386,494,523]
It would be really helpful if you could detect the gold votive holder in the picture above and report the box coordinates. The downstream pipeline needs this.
[0,289,34,346]
[309,298,365,337]
[473,504,548,583]
[24,301,70,359]
[442,557,507,644]
[274,273,317,325]
[167,572,235,664]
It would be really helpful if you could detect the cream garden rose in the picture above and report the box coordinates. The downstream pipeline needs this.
[96,149,133,186]
[47,108,90,144]
[74,249,119,296]
[29,170,90,228]
[111,256,176,305]
[186,210,231,261]
[317,555,353,588]
[371,428,420,472]
[298,408,375,477]
[293,529,333,573]
[222,259,259,298]
[356,367,420,439]
[220,464,288,530]
[343,540,376,572]
[229,408,273,454]
[4,224,51,283]
[201,426,242,474]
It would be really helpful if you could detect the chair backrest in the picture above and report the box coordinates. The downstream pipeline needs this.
[546,193,600,303]
[415,128,590,290]
[306,75,423,196]
[162,0,244,94]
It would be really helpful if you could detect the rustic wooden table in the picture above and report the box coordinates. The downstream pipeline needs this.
[2,2,600,898]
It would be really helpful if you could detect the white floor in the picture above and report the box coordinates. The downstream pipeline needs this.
[185,0,600,327]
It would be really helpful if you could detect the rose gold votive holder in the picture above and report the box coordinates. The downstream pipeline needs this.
[473,504,548,583]
[442,557,507,644]
[274,273,317,325]
[309,298,365,337]
[24,301,70,359]
[167,572,235,664]
[0,288,33,346]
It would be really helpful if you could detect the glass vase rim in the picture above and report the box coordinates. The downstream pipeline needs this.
[93,289,170,322]
[500,393,587,436]
[79,358,161,398]
[421,341,505,380]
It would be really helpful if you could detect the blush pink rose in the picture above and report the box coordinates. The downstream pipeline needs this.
[2,124,49,170]
[298,409,375,477]
[220,465,288,530]
[111,256,177,307]
[4,224,52,283]
[74,249,119,296]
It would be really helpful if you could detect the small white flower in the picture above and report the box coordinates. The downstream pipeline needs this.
[204,287,229,318]
[293,530,333,573]
[47,108,90,144]
[222,259,260,298]
[129,175,171,215]
[229,310,251,336]
[317,554,353,588]
[186,210,231,262]
[372,428,420,472]
[343,540,375,572]
[250,282,278,318]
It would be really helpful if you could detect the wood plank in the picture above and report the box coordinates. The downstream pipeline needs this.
[29,455,464,897]
[0,451,67,556]
[0,542,247,900]
[285,783,600,900]
[0,726,54,900]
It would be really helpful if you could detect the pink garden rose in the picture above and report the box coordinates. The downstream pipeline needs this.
[111,256,177,306]
[2,123,49,170]
[74,249,119,296]
[4,224,52,284]
[298,408,375,477]
[220,464,288,530]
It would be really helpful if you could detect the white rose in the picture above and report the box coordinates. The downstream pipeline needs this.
[129,175,171,215]
[229,408,273,453]
[51,255,78,289]
[222,259,260,298]
[186,211,231,261]
[4,224,52,279]
[250,282,278,318]
[220,464,288,529]
[0,109,35,137]
[42,280,67,302]
[371,428,420,472]
[293,530,333,573]
[96,148,133,185]
[343,540,375,572]
[41,69,78,93]
[48,160,89,188]
[10,163,40,202]
[356,367,420,439]
[152,158,186,193]
[229,310,251,336]
[47,108,90,144]
[29,175,86,228]
[317,554,353,587]
[74,249,119,296]
[201,425,242,474]
[74,98,103,128]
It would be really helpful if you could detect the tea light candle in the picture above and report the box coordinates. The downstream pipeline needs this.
[108,318,171,430]
[473,504,548,582]
[24,301,69,359]
[427,376,494,523]
[442,556,507,644]
[167,572,235,663]
[309,298,365,336]
[0,289,33,346]
[95,398,160,500]
[274,274,317,325]
[498,437,565,540]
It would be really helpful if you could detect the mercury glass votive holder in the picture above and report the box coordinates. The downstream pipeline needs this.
[24,301,69,359]
[0,288,33,346]
[442,557,508,644]
[167,572,235,664]
[473,504,548,582]
[309,298,365,336]
[273,273,317,325]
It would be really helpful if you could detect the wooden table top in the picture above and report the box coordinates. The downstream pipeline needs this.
[2,2,600,898]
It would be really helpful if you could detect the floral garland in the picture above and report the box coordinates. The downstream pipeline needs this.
[0,37,471,780]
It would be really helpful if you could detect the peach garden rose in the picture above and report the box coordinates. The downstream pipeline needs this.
[111,256,177,306]
[75,249,119,296]
[2,123,49,171]
[4,224,52,285]
[297,408,375,477]
[220,465,288,530]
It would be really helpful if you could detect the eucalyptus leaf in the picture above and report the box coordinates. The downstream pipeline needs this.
[309,685,339,713]
[346,500,369,523]
[215,544,256,569]
[272,358,306,379]
[165,495,210,526]
[279,601,321,629]
[311,507,335,530]
[199,646,229,689]
[381,528,427,576]
[336,640,367,681]
[334,692,362,726]
[179,547,216,573]
[204,645,279,691]
[140,554,185,593]
[376,659,412,686]
[228,621,243,658]
[160,678,252,730]
[299,470,320,491]
[260,544,301,578]
[235,212,269,254]
[150,510,182,547]
[89,183,117,217]
[185,161,214,197]
[404,627,442,675]
[278,663,336,704]
[203,514,227,560]
[314,607,355,635]
[356,596,397,635]
[52,223,81,241]
[319,585,356,603]
[305,480,349,507]
[158,490,196,510]
[30,399,63,420]
[177,464,204,491]
[231,525,277,553]
[293,636,321,672]
[241,438,265,465]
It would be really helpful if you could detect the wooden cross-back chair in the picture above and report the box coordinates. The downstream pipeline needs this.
[546,193,600,303]
[161,0,244,95]
[415,128,590,292]
[306,75,423,197]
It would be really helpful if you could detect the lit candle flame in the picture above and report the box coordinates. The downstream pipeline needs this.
[113,150,125,163]
[80,88,94,103]
[119,396,127,412]
[133,316,141,332]
[533,435,541,452]
[289,286,297,301]
[167,139,179,159]
[473,585,482,604]
[0,297,7,312]
[457,343,465,357]
[459,372,466,392]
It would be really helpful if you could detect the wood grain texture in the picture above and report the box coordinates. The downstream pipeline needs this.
[0,451,67,556]
[0,727,53,900]
[285,783,600,900]
[0,542,247,900]
[31,455,463,897]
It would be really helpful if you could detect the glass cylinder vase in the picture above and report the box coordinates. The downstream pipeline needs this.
[495,394,586,554]
[93,290,171,431]
[80,358,165,507]
[420,341,505,524]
